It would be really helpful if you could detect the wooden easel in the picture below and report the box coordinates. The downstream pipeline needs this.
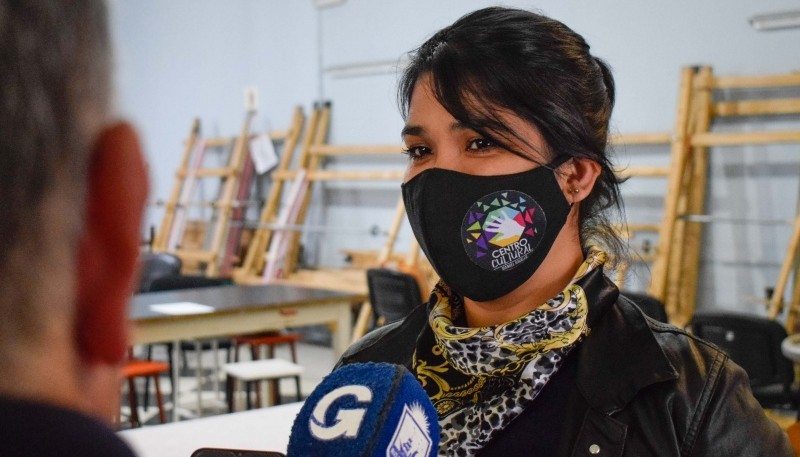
[152,118,202,255]
[234,102,410,294]
[642,67,701,324]
[154,110,303,277]
[234,103,328,284]
[648,67,800,325]
[608,133,673,289]
[232,106,306,282]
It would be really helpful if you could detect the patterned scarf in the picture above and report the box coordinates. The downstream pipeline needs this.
[412,251,607,456]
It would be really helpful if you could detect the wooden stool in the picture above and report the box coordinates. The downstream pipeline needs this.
[223,359,303,412]
[122,359,170,427]
[231,331,302,405]
[232,332,302,363]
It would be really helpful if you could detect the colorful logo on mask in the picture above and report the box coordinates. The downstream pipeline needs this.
[461,190,547,272]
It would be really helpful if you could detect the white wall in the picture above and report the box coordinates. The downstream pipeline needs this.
[110,0,319,229]
[111,0,800,314]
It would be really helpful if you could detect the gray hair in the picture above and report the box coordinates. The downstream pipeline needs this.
[0,0,111,352]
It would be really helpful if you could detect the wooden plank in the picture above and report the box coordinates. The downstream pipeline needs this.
[283,104,332,275]
[769,215,800,320]
[341,250,407,269]
[352,196,408,343]
[625,223,661,233]
[176,168,235,178]
[665,145,694,320]
[780,183,800,329]
[154,119,200,252]
[296,103,326,170]
[692,130,800,146]
[707,73,800,90]
[676,66,713,323]
[610,132,672,145]
[220,153,256,276]
[309,144,404,155]
[251,106,323,276]
[274,268,369,295]
[203,130,286,147]
[204,136,236,148]
[273,170,406,181]
[261,170,309,281]
[648,67,698,307]
[618,166,670,178]
[204,111,255,277]
[376,197,407,266]
[269,130,288,141]
[714,98,800,117]
[235,106,305,282]
[788,267,800,332]
[174,249,216,263]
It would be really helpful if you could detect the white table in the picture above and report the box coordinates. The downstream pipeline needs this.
[130,284,364,420]
[131,284,364,355]
[119,402,303,457]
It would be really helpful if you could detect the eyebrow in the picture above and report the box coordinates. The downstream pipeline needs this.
[401,121,471,138]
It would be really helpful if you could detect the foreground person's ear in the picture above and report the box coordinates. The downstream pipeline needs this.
[75,123,149,365]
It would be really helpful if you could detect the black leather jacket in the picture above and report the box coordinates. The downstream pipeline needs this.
[339,271,793,456]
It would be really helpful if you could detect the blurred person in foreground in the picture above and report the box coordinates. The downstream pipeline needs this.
[0,1,147,455]
[338,7,794,456]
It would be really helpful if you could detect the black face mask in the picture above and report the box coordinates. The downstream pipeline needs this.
[401,157,571,302]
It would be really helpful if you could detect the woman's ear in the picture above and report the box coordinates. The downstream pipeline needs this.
[558,158,601,205]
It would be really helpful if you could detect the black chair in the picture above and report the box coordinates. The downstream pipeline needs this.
[688,311,797,410]
[622,291,669,323]
[148,274,230,293]
[366,268,423,329]
[137,252,182,293]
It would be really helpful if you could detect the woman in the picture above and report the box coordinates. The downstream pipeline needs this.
[339,7,793,456]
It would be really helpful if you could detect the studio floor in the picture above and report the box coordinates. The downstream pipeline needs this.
[118,333,800,436]
[119,338,336,429]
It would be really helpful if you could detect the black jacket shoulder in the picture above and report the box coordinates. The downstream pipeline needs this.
[338,291,793,456]
[336,302,427,369]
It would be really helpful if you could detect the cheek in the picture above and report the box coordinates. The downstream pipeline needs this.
[403,161,429,183]
[403,165,416,183]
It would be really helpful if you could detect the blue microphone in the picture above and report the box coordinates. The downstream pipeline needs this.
[287,362,439,457]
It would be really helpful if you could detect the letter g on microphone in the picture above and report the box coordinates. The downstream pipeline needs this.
[287,363,439,457]
[309,385,373,440]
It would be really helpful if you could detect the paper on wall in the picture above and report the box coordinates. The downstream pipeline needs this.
[250,132,279,174]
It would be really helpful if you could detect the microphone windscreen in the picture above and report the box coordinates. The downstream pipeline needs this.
[287,362,439,457]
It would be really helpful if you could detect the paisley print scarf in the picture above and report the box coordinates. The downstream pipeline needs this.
[412,250,607,456]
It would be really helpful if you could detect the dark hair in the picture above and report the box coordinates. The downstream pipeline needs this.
[399,6,626,260]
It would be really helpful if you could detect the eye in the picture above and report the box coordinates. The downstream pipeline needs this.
[401,145,432,161]
[466,137,496,151]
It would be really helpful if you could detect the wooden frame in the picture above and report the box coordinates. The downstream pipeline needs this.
[645,67,800,325]
[155,110,301,277]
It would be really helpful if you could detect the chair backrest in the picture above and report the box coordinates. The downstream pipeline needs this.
[148,275,229,292]
[688,311,793,389]
[138,253,182,293]
[622,291,669,323]
[366,268,423,326]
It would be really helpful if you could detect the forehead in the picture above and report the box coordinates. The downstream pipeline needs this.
[405,75,550,155]
[405,76,455,127]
